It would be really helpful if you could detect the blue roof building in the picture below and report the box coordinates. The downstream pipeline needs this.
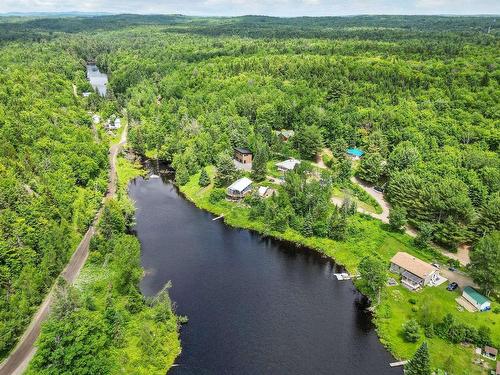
[346,148,364,158]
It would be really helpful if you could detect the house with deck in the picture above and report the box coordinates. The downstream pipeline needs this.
[389,252,440,290]
[226,177,253,201]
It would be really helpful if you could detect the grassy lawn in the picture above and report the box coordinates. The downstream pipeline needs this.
[116,156,145,194]
[377,284,499,375]
[180,167,499,374]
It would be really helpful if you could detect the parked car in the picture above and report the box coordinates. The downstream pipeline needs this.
[431,263,440,269]
[447,282,458,291]
[374,185,385,193]
[448,266,457,272]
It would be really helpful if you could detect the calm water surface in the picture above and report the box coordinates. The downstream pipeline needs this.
[86,64,108,96]
[129,172,401,375]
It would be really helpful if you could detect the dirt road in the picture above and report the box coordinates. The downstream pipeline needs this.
[0,122,127,375]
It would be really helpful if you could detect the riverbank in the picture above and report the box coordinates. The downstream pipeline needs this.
[178,166,499,375]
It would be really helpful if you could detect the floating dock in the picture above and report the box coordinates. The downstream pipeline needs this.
[334,273,351,280]
[389,360,408,367]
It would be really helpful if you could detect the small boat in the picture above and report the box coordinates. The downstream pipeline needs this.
[150,174,160,179]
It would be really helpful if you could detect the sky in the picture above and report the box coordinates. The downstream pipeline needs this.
[0,0,499,17]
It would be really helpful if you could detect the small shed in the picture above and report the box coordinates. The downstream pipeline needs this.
[227,177,253,200]
[346,148,364,159]
[92,114,100,124]
[275,129,295,141]
[483,346,498,360]
[463,287,491,312]
[234,147,253,164]
[276,158,301,172]
[258,186,274,198]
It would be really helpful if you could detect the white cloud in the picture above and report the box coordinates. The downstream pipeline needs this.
[0,0,498,15]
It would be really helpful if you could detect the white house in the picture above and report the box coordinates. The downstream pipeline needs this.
[390,252,440,291]
[276,158,301,172]
[226,177,253,200]
[462,287,491,312]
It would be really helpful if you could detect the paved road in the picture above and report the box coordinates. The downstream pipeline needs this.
[0,122,127,375]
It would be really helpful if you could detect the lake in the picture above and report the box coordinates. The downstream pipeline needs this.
[86,63,108,96]
[128,171,401,375]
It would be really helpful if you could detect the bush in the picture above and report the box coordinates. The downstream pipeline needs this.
[424,323,434,338]
[408,298,417,305]
[209,188,226,204]
[403,319,421,343]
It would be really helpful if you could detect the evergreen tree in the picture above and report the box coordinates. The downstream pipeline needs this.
[358,255,387,304]
[198,167,210,187]
[405,342,431,375]
[175,163,190,186]
[414,223,434,248]
[403,319,421,343]
[252,141,268,181]
[469,231,500,295]
[389,205,407,232]
[328,209,348,241]
[357,152,385,184]
[294,125,323,160]
[301,213,314,237]
[214,153,238,188]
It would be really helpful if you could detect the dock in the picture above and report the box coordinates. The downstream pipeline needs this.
[389,360,408,367]
[212,214,224,221]
[334,273,351,280]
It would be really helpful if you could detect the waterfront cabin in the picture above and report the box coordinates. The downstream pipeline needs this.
[234,147,253,165]
[463,286,491,312]
[276,158,301,172]
[227,177,253,200]
[346,148,364,160]
[389,252,439,291]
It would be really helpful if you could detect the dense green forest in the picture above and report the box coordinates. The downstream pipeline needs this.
[0,41,108,358]
[0,14,498,374]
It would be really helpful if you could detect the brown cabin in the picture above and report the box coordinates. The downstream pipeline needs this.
[234,147,253,164]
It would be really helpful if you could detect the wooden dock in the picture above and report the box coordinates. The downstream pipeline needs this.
[212,214,224,221]
[389,360,408,367]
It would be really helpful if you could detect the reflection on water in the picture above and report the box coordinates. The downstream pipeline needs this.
[86,64,108,97]
[129,168,401,375]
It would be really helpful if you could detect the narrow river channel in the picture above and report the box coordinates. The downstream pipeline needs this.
[128,168,402,375]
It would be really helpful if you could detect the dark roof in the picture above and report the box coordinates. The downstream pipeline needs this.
[234,147,252,155]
